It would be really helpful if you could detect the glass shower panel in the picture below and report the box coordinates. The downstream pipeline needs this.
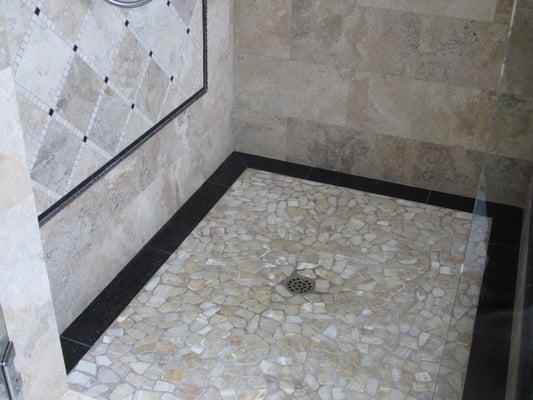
[441,0,533,397]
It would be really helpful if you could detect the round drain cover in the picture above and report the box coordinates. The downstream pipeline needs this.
[286,276,314,294]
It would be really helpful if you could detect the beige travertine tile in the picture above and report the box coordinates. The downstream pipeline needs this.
[57,55,102,133]
[416,16,507,90]
[235,106,288,160]
[42,0,91,41]
[484,153,533,206]
[347,71,493,151]
[235,53,348,126]
[491,94,533,161]
[291,3,422,79]
[357,0,498,22]
[286,117,484,197]
[235,0,291,58]
[501,0,533,98]
[494,0,515,24]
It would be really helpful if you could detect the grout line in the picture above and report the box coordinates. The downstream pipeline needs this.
[60,335,92,349]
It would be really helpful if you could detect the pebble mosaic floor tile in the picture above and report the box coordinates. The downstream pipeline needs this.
[68,169,488,399]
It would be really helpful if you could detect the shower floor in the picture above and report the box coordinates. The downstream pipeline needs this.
[68,169,487,400]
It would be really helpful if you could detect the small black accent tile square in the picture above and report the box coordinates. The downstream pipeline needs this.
[60,337,90,373]
[235,152,311,180]
[73,44,78,52]
[34,7,40,15]
[61,248,170,346]
[48,108,54,116]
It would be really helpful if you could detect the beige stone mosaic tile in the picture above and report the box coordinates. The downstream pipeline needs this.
[69,169,487,399]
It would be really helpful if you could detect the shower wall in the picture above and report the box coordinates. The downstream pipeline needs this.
[34,0,233,331]
[233,0,532,204]
[0,31,67,398]
[5,0,204,214]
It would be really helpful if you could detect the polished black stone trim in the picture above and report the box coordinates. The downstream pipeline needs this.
[39,0,208,226]
[61,151,523,400]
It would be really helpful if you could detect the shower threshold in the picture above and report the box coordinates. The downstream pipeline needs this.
[63,153,521,400]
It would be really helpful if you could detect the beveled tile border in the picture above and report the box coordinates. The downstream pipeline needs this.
[38,0,208,226]
[60,152,522,400]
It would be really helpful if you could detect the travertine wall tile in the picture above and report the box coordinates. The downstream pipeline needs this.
[291,3,422,79]
[235,0,291,58]
[235,53,348,126]
[42,0,234,331]
[234,0,523,203]
[235,106,288,160]
[416,16,507,90]
[347,71,492,151]
[501,0,533,98]
[286,117,484,197]
[357,0,498,21]
[6,0,205,214]
[0,66,67,400]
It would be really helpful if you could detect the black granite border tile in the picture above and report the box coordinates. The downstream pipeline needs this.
[62,248,171,346]
[234,152,312,179]
[427,191,476,213]
[60,337,91,374]
[60,151,524,400]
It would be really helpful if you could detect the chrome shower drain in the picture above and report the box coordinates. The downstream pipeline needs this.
[285,276,315,295]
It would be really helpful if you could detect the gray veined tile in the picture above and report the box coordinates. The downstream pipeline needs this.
[56,55,102,133]
[31,120,82,195]
[171,0,199,27]
[42,0,91,41]
[415,16,507,90]
[235,107,288,161]
[235,0,291,58]
[15,18,71,105]
[109,32,150,100]
[118,110,150,152]
[136,60,169,122]
[88,86,130,155]
[68,144,108,190]
[235,53,349,127]
[15,94,49,165]
[78,0,125,72]
[2,0,34,65]
[173,38,203,98]
[357,0,498,22]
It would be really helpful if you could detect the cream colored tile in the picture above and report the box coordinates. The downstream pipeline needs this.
[357,0,498,22]
[235,53,348,126]
[235,0,291,58]
[416,16,507,90]
[347,71,492,150]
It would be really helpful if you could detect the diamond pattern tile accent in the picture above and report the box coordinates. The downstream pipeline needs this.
[4,0,204,213]
[56,55,102,133]
[15,17,71,104]
[31,120,82,194]
[88,86,131,155]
